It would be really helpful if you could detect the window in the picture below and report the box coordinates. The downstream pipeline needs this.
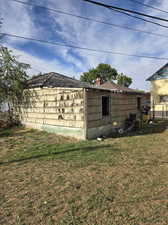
[102,96,110,116]
[137,97,141,110]
[160,95,168,103]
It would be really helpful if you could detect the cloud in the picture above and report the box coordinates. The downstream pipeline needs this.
[1,0,34,44]
[1,0,168,91]
[46,0,168,90]
[4,44,82,79]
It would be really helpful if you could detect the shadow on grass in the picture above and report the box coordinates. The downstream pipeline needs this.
[0,128,14,137]
[0,144,114,166]
[110,120,168,139]
[0,126,37,138]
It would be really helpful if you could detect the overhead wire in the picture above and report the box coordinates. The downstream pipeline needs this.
[110,7,168,29]
[2,0,168,61]
[83,0,168,22]
[128,0,168,14]
[6,0,168,35]
[1,32,168,60]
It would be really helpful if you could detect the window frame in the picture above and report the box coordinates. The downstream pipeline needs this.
[160,95,168,103]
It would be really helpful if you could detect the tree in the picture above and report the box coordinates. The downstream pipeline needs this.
[117,73,132,87]
[80,63,118,84]
[0,47,31,122]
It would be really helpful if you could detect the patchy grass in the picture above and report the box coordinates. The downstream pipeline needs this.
[1,122,168,225]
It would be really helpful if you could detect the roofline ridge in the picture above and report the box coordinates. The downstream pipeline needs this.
[47,72,79,82]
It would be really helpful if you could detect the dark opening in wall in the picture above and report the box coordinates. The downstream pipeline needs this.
[137,97,141,110]
[102,96,110,116]
[58,115,64,120]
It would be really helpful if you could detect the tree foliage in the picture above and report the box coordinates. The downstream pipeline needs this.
[117,73,132,87]
[80,63,118,84]
[0,47,31,121]
[80,63,132,87]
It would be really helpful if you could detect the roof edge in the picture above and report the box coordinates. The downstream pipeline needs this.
[146,62,168,81]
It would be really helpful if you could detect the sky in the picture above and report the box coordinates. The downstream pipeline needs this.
[1,0,168,90]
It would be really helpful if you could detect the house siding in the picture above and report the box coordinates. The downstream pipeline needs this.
[86,89,142,139]
[151,79,168,119]
[20,87,86,139]
[18,87,145,140]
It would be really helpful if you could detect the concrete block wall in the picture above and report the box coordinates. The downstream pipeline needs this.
[20,87,86,139]
[19,87,144,139]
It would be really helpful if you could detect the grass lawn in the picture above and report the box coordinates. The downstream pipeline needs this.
[1,122,168,225]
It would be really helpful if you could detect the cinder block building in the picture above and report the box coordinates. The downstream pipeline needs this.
[19,73,146,139]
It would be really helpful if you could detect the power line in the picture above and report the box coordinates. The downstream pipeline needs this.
[6,0,168,38]
[1,32,168,60]
[84,0,168,23]
[110,7,168,29]
[83,0,168,29]
[128,0,168,14]
[118,11,168,29]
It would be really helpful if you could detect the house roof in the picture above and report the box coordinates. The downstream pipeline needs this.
[146,62,168,81]
[27,73,146,94]
[27,72,91,88]
[99,81,145,94]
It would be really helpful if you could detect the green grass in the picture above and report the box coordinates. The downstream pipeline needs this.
[0,126,124,167]
[1,122,168,225]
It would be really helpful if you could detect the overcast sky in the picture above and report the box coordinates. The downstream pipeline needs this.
[1,0,168,90]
